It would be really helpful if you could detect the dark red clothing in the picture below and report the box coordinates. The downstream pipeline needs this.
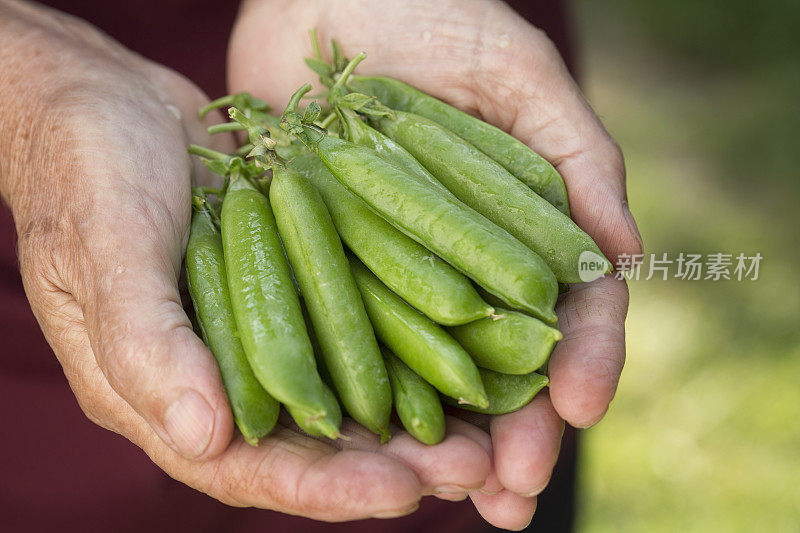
[0,1,577,531]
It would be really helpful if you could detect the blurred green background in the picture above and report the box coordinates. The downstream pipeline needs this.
[571,1,800,531]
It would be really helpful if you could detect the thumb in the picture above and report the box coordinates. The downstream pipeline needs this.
[77,212,234,460]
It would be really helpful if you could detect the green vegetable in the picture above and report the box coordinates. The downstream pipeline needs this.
[349,255,488,408]
[336,105,450,195]
[383,346,445,445]
[281,84,558,324]
[445,369,549,415]
[345,74,571,216]
[221,172,336,437]
[374,109,611,284]
[270,163,391,440]
[448,307,561,375]
[186,193,279,445]
[284,382,342,438]
[323,58,450,196]
[287,150,493,326]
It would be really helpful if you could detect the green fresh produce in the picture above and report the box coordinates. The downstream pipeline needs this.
[445,369,549,415]
[220,167,337,438]
[269,160,391,440]
[305,32,569,214]
[383,346,445,445]
[323,58,450,196]
[349,255,489,408]
[448,307,561,375]
[285,382,342,438]
[281,84,558,324]
[186,192,279,445]
[345,74,571,216]
[373,107,610,284]
[287,150,493,326]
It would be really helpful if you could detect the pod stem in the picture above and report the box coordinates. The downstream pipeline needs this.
[309,28,323,60]
[234,143,254,157]
[285,84,313,117]
[229,106,283,170]
[198,92,271,119]
[280,84,327,148]
[228,107,276,150]
[331,52,366,94]
[318,111,338,130]
[199,94,236,118]
[188,144,230,161]
[188,142,263,191]
[191,189,221,227]
[208,122,245,135]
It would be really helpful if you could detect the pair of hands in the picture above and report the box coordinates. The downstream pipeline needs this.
[0,0,641,529]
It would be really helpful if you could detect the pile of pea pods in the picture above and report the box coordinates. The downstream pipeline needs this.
[185,38,611,446]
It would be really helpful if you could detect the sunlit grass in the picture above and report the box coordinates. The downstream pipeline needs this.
[572,2,800,531]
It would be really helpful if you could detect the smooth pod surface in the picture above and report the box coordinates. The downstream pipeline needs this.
[376,110,610,284]
[284,382,343,439]
[270,165,391,439]
[308,133,558,324]
[448,307,561,374]
[336,107,451,195]
[348,75,571,215]
[288,150,492,326]
[383,346,445,445]
[446,369,549,415]
[221,176,333,431]
[186,205,279,445]
[350,256,488,408]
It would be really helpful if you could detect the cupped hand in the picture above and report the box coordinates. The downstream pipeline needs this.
[229,0,642,528]
[1,0,491,522]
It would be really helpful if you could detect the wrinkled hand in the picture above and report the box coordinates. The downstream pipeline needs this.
[1,0,493,522]
[229,0,642,528]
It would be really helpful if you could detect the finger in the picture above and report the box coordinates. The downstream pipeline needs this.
[333,417,491,497]
[444,415,504,495]
[57,328,423,521]
[549,275,628,427]
[469,490,537,531]
[438,9,645,262]
[72,189,234,460]
[490,390,564,497]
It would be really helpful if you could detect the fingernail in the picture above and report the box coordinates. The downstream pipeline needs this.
[622,202,644,253]
[522,480,550,498]
[436,492,469,502]
[479,487,502,495]
[372,503,419,519]
[434,484,469,494]
[163,389,214,459]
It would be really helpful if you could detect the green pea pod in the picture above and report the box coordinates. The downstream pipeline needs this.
[287,150,493,326]
[375,110,611,284]
[283,90,557,322]
[270,165,391,440]
[335,107,450,196]
[186,199,279,445]
[448,307,561,375]
[284,383,342,439]
[382,346,445,445]
[446,369,549,415]
[221,175,335,435]
[347,75,571,215]
[318,132,557,323]
[350,256,488,408]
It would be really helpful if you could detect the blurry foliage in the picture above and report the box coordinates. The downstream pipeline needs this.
[607,0,800,68]
[569,1,800,531]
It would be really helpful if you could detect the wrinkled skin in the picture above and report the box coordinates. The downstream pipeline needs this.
[229,0,643,528]
[0,0,641,530]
